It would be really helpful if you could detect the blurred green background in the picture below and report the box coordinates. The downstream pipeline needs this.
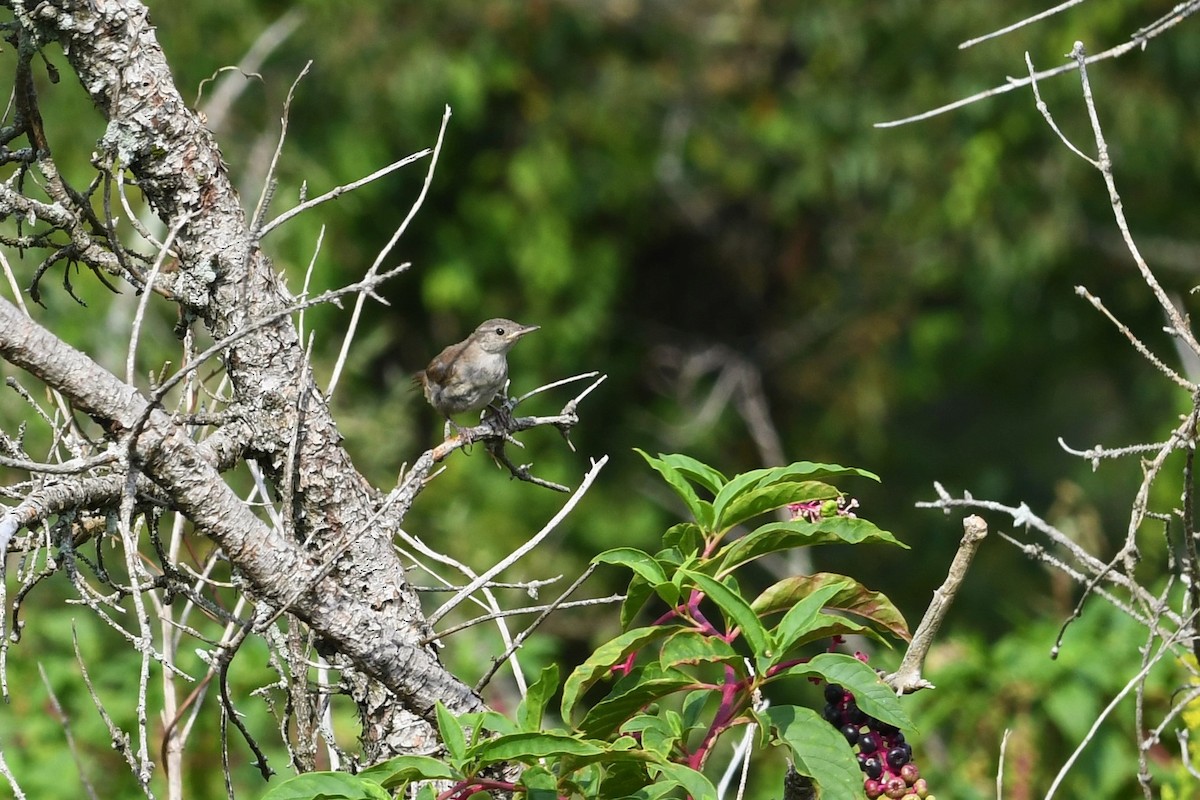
[1,0,1198,797]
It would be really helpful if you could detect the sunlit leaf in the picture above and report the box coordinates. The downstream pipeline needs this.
[717,480,840,532]
[658,453,728,495]
[258,771,390,800]
[562,626,673,721]
[681,569,771,660]
[754,573,911,643]
[769,582,852,664]
[434,701,466,765]
[518,664,560,732]
[760,705,864,800]
[595,547,669,585]
[659,629,740,669]
[470,731,606,766]
[357,756,459,789]
[719,517,907,575]
[651,761,719,800]
[785,653,914,731]
[634,448,715,529]
[578,673,695,738]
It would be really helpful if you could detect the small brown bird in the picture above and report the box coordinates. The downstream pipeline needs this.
[415,318,539,431]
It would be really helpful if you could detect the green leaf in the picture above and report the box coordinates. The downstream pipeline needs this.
[634,448,715,529]
[470,731,606,766]
[554,740,660,774]
[258,771,390,800]
[662,522,704,555]
[518,765,559,800]
[717,480,839,532]
[718,517,907,576]
[713,461,879,531]
[578,673,695,738]
[769,582,852,664]
[753,573,911,643]
[356,755,458,789]
[659,629,740,670]
[593,761,655,799]
[518,664,560,732]
[620,713,680,759]
[710,467,776,528]
[758,461,879,485]
[677,690,712,738]
[777,613,886,649]
[619,782,681,800]
[791,653,914,731]
[761,705,864,800]
[657,453,727,495]
[681,569,771,660]
[562,626,672,722]
[651,761,718,800]
[620,573,656,630]
[473,709,519,736]
[595,547,669,585]
[434,701,466,765]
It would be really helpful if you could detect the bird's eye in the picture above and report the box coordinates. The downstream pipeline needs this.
[495,327,505,336]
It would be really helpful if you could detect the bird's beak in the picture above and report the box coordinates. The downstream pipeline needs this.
[515,324,540,338]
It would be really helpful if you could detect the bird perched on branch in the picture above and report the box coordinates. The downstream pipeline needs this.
[415,318,539,433]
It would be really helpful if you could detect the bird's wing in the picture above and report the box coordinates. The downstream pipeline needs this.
[423,339,468,384]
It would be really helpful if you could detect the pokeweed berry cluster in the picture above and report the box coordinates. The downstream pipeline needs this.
[823,682,933,800]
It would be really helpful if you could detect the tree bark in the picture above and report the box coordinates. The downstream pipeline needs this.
[0,0,482,759]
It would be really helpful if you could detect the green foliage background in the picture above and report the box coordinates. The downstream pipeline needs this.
[0,0,1198,798]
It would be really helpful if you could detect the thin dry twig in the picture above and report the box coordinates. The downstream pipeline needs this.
[1044,609,1198,800]
[326,105,453,395]
[429,456,609,625]
[38,663,98,800]
[877,2,1200,128]
[474,564,605,690]
[886,515,987,694]
[73,627,150,798]
[960,0,1091,50]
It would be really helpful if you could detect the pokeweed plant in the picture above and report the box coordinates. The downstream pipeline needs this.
[262,451,919,800]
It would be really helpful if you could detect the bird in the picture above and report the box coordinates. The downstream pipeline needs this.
[415,318,539,434]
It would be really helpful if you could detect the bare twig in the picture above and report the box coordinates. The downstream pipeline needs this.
[326,105,452,395]
[73,627,150,798]
[886,515,987,694]
[429,456,609,625]
[249,60,311,234]
[425,591,623,645]
[38,663,98,800]
[960,0,1091,50]
[1044,610,1197,800]
[877,2,1200,128]
[473,564,604,690]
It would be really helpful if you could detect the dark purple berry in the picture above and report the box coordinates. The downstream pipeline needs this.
[856,752,870,771]
[824,683,844,703]
[841,723,861,744]
[863,755,883,780]
[886,746,909,769]
[859,731,882,753]
[846,702,866,723]
[890,731,906,746]
[823,702,839,723]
